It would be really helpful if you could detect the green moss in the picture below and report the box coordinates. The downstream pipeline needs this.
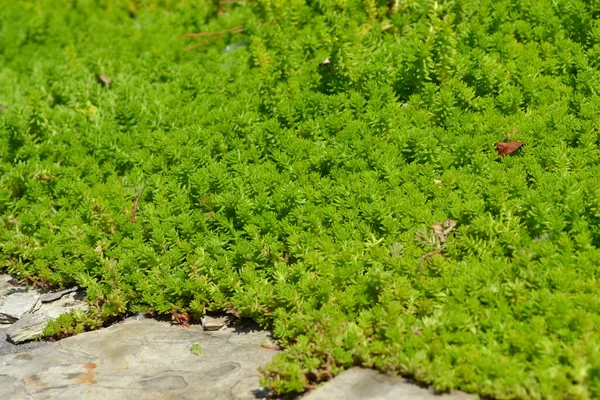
[190,343,204,356]
[2,0,600,398]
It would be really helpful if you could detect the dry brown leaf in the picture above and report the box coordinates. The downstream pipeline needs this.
[431,219,457,244]
[0,105,7,112]
[171,310,190,327]
[411,325,422,336]
[497,141,526,157]
[261,338,281,351]
[419,220,457,283]
[96,75,112,86]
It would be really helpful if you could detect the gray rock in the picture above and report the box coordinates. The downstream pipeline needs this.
[6,292,88,343]
[303,367,476,400]
[0,318,277,399]
[0,330,49,357]
[202,315,231,331]
[5,314,48,343]
[39,286,78,303]
[35,292,88,319]
[0,275,13,297]
[0,292,40,324]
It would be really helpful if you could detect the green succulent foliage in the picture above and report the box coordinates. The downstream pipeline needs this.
[2,0,600,398]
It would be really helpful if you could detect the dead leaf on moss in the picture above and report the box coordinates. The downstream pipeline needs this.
[96,75,112,86]
[0,105,7,112]
[261,338,281,351]
[432,219,456,244]
[419,220,457,283]
[171,310,190,327]
[497,141,526,157]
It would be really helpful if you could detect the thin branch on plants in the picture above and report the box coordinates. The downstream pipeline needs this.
[183,26,245,38]
[183,37,225,52]
[131,187,145,224]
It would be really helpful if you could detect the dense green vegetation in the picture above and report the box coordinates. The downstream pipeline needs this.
[2,0,600,398]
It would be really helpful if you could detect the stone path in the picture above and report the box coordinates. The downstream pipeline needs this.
[304,368,477,400]
[0,275,88,344]
[0,318,277,400]
[0,276,477,400]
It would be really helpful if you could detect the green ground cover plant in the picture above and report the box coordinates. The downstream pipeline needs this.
[2,0,600,398]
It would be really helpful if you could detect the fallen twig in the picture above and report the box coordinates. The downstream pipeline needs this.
[183,26,245,38]
[131,187,145,224]
[183,37,224,52]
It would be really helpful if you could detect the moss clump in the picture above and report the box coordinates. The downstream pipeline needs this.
[190,343,204,356]
[2,0,600,398]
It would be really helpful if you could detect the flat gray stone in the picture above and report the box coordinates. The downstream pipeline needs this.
[0,330,50,358]
[5,314,49,344]
[0,275,13,297]
[0,292,40,324]
[39,286,78,303]
[0,318,277,399]
[202,315,231,331]
[6,292,89,343]
[303,367,476,400]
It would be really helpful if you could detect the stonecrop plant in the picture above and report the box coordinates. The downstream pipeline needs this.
[2,0,600,398]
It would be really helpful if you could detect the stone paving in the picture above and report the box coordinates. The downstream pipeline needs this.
[0,318,277,399]
[304,367,477,400]
[0,275,88,344]
[0,276,478,400]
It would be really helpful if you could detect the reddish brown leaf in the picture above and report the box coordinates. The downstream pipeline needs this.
[497,141,526,157]
[171,310,190,327]
[0,105,7,111]
[96,75,112,86]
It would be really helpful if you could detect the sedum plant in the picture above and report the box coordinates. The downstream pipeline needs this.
[1,0,600,398]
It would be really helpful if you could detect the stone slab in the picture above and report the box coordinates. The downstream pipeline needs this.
[0,275,13,297]
[0,318,277,400]
[39,286,79,303]
[6,314,50,344]
[0,330,49,357]
[0,292,40,324]
[202,315,231,331]
[6,292,89,343]
[303,367,477,400]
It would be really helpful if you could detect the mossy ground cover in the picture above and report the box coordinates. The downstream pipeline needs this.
[2,0,600,398]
